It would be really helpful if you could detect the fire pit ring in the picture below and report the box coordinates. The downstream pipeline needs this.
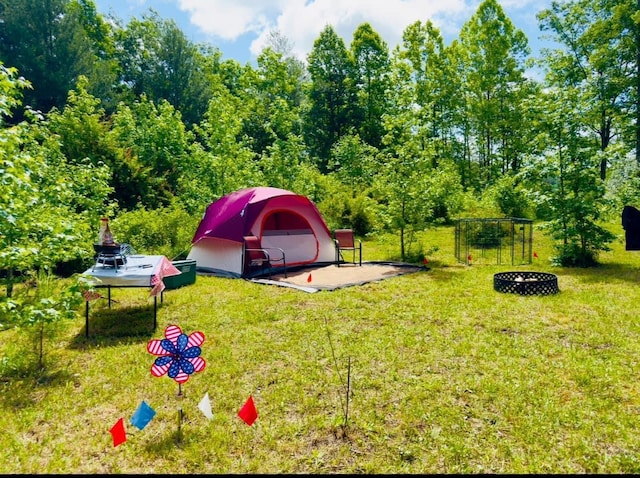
[493,271,559,296]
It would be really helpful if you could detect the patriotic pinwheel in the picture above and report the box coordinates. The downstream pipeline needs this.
[147,325,206,384]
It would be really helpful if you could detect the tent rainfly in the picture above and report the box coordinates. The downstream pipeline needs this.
[187,187,337,278]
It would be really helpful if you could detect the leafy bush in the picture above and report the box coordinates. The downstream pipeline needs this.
[316,182,377,237]
[111,203,200,260]
[483,175,534,219]
[550,243,599,267]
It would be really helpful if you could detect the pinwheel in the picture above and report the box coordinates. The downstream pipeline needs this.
[147,324,206,442]
[147,325,206,385]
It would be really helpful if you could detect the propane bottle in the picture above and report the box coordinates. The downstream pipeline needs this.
[102,218,115,245]
[97,218,107,245]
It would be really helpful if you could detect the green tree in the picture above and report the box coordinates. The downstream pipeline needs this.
[523,88,615,266]
[260,135,309,191]
[395,21,467,170]
[304,25,358,172]
[351,23,390,149]
[328,133,378,193]
[459,0,533,186]
[538,0,638,179]
[112,10,217,126]
[238,48,304,159]
[0,0,114,119]
[0,64,106,368]
[108,95,193,209]
[191,79,262,200]
[46,77,118,216]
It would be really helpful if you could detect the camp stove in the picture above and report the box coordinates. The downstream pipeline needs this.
[93,243,127,271]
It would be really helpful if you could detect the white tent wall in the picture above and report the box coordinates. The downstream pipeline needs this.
[187,237,243,277]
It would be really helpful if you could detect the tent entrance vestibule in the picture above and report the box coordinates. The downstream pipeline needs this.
[257,209,320,266]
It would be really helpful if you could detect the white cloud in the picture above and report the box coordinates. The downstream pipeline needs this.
[175,0,548,62]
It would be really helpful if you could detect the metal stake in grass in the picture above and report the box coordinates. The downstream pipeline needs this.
[344,356,351,430]
[176,383,184,445]
[324,316,352,435]
[177,407,183,445]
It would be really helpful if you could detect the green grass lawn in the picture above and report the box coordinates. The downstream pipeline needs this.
[2,223,640,473]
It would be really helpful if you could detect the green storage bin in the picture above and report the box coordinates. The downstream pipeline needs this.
[164,260,196,290]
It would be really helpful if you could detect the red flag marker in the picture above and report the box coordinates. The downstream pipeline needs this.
[307,273,312,283]
[110,417,127,447]
[238,395,258,426]
[423,258,429,265]
[467,254,472,264]
[533,251,538,258]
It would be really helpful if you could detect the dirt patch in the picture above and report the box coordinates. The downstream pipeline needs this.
[255,261,427,292]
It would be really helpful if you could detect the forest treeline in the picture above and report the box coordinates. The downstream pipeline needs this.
[1,0,640,281]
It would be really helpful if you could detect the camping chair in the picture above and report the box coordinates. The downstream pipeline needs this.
[334,229,362,266]
[243,235,287,279]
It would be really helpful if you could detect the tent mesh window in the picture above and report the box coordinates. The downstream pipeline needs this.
[454,217,533,266]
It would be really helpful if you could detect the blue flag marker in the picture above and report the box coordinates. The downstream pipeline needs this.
[131,400,156,430]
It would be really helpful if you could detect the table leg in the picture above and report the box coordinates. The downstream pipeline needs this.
[154,295,157,330]
[108,286,111,308]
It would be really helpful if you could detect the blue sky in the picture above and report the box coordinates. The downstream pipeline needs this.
[93,0,555,67]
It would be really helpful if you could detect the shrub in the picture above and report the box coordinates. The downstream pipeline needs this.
[111,204,200,260]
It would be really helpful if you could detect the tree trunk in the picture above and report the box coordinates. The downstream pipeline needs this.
[6,268,14,298]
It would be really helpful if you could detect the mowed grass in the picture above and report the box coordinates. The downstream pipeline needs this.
[2,223,640,473]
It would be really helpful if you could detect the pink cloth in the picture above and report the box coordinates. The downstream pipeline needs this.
[150,256,181,296]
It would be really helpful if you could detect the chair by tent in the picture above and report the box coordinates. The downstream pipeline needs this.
[334,229,362,266]
[243,235,287,279]
[187,187,336,278]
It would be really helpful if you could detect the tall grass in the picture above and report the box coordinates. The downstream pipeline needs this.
[1,222,640,473]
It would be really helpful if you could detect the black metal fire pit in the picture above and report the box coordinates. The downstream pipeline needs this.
[493,271,559,296]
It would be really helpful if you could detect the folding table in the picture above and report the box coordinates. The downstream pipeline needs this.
[82,255,181,337]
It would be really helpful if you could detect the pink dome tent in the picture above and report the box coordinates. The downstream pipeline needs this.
[187,187,337,278]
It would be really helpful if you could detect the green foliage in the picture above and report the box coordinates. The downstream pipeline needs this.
[0,271,87,369]
[604,147,640,215]
[108,95,195,209]
[112,11,216,125]
[317,187,376,237]
[110,204,200,260]
[482,174,534,219]
[537,0,635,178]
[0,65,109,295]
[260,135,309,191]
[459,0,533,184]
[350,23,390,149]
[523,89,616,267]
[304,25,358,171]
[0,0,114,118]
[192,80,263,197]
[328,133,379,194]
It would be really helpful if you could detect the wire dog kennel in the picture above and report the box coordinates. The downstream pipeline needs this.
[455,217,533,266]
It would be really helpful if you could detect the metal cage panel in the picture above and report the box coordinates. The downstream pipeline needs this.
[454,218,533,266]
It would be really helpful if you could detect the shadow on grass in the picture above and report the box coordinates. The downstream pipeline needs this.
[0,367,76,409]
[67,303,159,350]
[143,409,198,454]
[556,261,640,285]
